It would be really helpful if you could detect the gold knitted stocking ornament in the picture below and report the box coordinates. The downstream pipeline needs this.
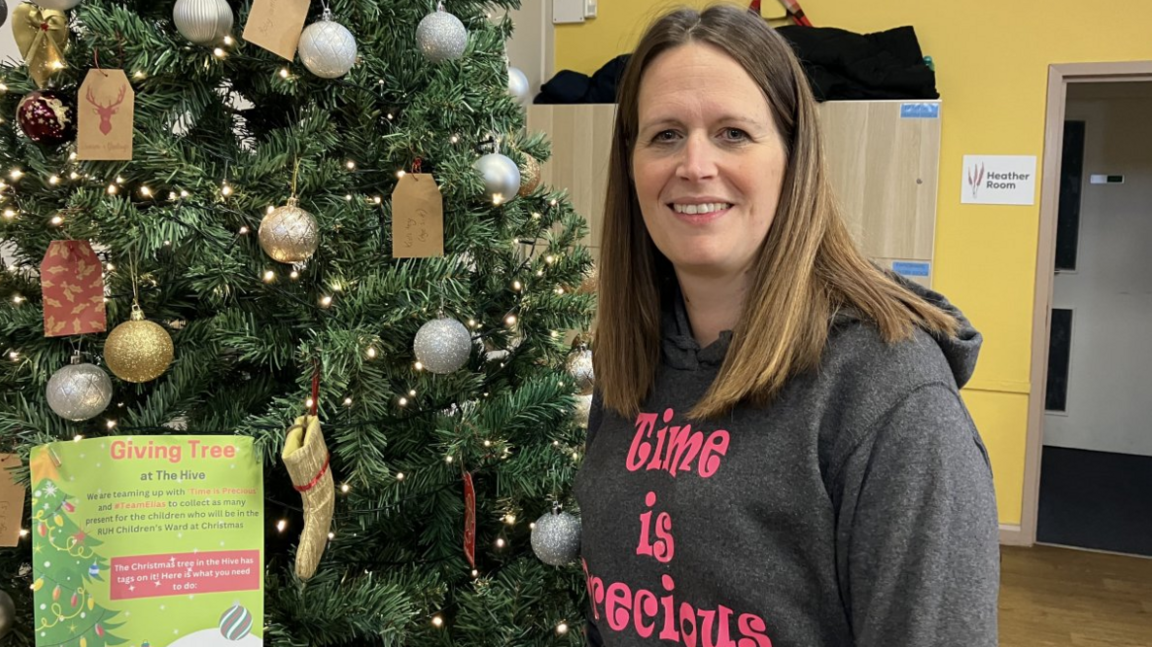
[282,415,335,579]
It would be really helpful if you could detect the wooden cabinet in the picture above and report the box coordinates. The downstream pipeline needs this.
[527,101,942,285]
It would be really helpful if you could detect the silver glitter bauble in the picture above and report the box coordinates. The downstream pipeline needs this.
[532,510,581,566]
[0,589,13,641]
[414,317,472,374]
[567,348,594,394]
[417,8,468,63]
[259,198,320,264]
[35,0,80,9]
[0,1,7,29]
[173,0,233,46]
[508,66,530,105]
[46,358,113,421]
[298,9,358,79]
[474,153,520,204]
[574,393,592,427]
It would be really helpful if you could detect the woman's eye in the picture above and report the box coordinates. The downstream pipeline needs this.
[722,128,749,142]
[652,130,679,143]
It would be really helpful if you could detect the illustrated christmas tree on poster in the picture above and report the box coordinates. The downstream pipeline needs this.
[29,469,125,647]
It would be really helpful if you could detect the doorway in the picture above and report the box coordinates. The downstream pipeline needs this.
[1025,63,1152,552]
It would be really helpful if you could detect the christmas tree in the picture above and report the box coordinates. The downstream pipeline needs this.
[28,475,126,647]
[0,1,595,645]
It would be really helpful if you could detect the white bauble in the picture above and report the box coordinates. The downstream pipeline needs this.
[474,153,520,204]
[34,0,82,10]
[298,10,358,79]
[566,348,594,394]
[574,393,593,427]
[173,0,233,46]
[508,66,530,105]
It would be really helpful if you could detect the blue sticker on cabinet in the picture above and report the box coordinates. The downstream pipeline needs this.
[892,261,931,277]
[900,103,940,119]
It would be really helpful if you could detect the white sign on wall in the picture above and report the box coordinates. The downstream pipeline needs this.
[961,155,1038,205]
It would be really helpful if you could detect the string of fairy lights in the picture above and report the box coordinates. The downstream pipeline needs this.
[0,30,585,415]
[3,176,587,479]
[0,7,589,637]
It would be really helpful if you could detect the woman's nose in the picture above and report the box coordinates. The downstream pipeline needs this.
[677,133,719,182]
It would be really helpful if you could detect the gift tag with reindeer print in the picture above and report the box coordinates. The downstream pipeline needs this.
[77,69,134,161]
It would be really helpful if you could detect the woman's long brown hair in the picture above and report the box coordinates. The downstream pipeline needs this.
[595,4,958,420]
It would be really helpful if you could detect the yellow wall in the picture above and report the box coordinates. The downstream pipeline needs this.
[556,0,1152,526]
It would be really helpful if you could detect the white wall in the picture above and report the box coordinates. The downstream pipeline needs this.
[1,11,24,270]
[1045,90,1152,457]
[504,0,554,100]
[1,8,22,64]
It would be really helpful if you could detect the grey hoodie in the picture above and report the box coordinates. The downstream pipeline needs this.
[574,281,1000,647]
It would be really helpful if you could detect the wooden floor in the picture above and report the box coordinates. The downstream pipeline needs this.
[1001,545,1152,646]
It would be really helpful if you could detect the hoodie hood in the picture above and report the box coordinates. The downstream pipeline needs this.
[660,275,982,388]
[888,276,982,388]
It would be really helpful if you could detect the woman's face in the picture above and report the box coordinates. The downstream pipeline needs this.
[632,42,787,280]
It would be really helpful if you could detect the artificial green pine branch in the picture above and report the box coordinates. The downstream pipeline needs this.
[1,0,592,643]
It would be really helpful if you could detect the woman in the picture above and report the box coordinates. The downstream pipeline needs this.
[573,5,999,647]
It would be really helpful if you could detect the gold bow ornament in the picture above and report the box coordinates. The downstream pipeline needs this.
[12,4,69,88]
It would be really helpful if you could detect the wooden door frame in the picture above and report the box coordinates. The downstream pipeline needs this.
[1019,61,1152,546]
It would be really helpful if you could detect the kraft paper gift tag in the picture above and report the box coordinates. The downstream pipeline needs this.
[0,454,26,547]
[77,69,135,161]
[244,0,311,60]
[40,240,107,337]
[392,173,445,258]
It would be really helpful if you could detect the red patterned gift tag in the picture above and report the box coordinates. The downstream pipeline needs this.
[463,470,476,568]
[40,240,106,337]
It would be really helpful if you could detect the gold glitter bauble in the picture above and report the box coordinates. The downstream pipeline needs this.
[519,154,541,197]
[259,198,320,264]
[104,305,174,383]
[575,265,598,295]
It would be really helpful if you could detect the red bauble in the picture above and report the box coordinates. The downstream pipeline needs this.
[17,90,76,146]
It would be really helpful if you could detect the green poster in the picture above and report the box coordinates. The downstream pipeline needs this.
[29,436,264,647]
